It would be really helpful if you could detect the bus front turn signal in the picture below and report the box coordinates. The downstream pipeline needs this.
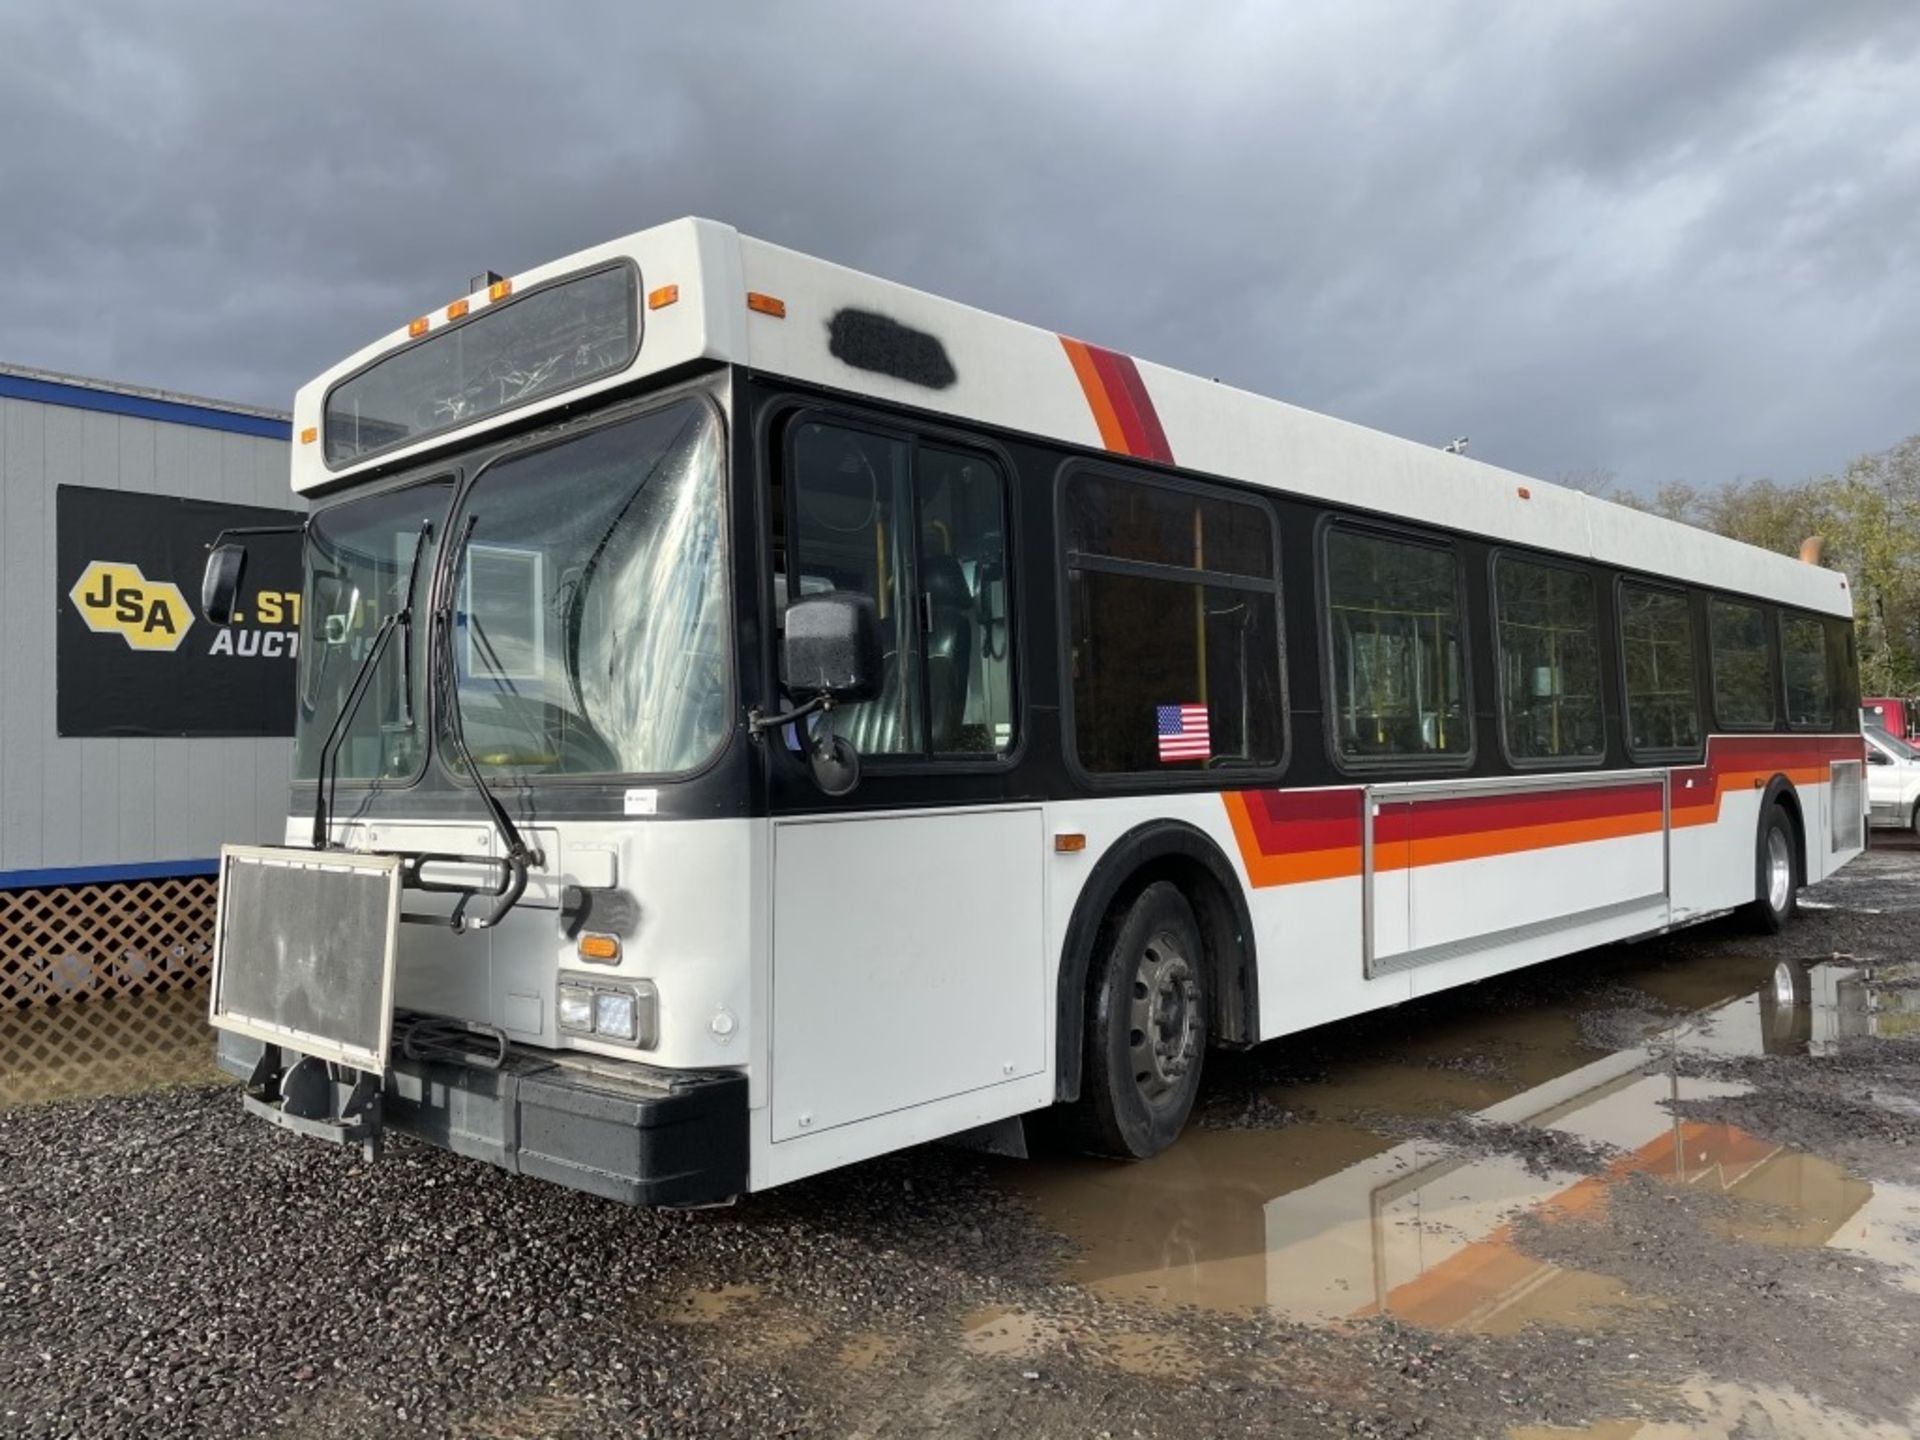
[578,933,621,963]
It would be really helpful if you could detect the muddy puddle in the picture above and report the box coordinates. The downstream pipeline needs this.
[1009,951,1920,1329]
[0,985,219,1106]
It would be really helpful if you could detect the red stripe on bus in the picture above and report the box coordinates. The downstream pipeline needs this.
[1058,337,1130,454]
[1238,789,1363,854]
[1394,782,1663,840]
[1060,335,1176,464]
[1086,344,1154,458]
[1100,348,1174,463]
[1223,734,1861,888]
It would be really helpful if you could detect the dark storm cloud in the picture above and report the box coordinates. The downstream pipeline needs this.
[2,1,1916,492]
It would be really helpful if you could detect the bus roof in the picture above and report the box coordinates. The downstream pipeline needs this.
[292,217,1851,619]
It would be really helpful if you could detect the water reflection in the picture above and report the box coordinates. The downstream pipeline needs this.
[1755,958,1920,1053]
[1015,960,1919,1329]
[1509,1378,1918,1440]
[0,986,218,1106]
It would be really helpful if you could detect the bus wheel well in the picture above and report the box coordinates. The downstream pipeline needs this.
[1764,777,1806,880]
[1054,823,1258,1104]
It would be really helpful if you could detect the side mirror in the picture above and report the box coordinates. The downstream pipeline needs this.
[782,592,882,705]
[1867,749,1891,766]
[201,544,248,625]
[805,726,862,798]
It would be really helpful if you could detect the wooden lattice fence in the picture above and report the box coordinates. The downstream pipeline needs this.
[0,875,217,1009]
[0,985,216,1106]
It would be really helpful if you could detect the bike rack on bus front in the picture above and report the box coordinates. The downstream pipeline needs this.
[388,849,538,933]
[242,1045,384,1163]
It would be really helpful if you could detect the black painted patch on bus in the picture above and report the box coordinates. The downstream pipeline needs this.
[827,309,957,389]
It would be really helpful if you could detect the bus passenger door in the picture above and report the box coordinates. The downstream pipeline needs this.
[765,414,1037,1145]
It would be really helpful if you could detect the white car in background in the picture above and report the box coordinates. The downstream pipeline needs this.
[1866,726,1920,834]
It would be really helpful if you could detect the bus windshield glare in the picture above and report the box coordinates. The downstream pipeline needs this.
[445,399,730,779]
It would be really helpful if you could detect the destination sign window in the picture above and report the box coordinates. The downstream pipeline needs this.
[323,263,638,466]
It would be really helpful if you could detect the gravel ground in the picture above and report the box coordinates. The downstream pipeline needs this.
[4,844,1920,1439]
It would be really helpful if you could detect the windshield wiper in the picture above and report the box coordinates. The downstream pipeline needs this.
[435,513,538,931]
[311,519,433,850]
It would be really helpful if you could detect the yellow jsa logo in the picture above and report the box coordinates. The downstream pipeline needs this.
[70,561,193,653]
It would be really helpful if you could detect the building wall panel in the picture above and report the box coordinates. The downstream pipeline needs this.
[0,371,296,886]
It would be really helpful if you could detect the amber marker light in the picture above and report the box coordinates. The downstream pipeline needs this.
[407,317,429,337]
[746,291,787,318]
[1054,833,1087,854]
[648,284,680,311]
[1516,486,1532,500]
[488,278,513,302]
[578,933,621,963]
[446,298,470,321]
[299,426,317,445]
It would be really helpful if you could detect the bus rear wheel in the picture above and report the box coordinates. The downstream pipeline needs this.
[1065,880,1208,1160]
[1746,803,1799,934]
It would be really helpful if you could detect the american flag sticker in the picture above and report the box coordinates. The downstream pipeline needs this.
[1156,703,1211,762]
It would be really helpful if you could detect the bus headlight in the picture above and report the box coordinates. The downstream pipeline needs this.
[557,974,656,1049]
[594,990,637,1041]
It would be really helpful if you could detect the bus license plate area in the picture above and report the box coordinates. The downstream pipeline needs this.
[210,845,403,1072]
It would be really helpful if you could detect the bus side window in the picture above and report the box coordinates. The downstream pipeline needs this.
[1323,526,1469,763]
[783,419,1017,759]
[1709,597,1776,728]
[1619,583,1701,755]
[1781,613,1833,728]
[915,446,1014,754]
[1493,554,1604,764]
[788,421,920,754]
[1063,470,1282,775]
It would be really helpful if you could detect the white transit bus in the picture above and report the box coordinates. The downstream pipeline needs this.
[203,218,1867,1206]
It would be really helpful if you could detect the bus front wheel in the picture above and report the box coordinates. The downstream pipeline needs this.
[1746,803,1799,935]
[1065,880,1208,1160]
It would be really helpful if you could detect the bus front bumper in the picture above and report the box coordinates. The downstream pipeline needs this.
[215,1028,748,1208]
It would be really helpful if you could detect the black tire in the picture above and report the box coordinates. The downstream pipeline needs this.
[1745,803,1799,934]
[1060,881,1208,1160]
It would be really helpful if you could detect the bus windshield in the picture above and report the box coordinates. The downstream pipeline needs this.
[444,398,730,779]
[294,480,451,783]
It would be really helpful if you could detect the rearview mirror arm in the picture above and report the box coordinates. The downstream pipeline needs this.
[205,522,308,548]
[747,693,833,738]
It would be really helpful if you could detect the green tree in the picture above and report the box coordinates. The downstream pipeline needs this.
[1613,435,1920,696]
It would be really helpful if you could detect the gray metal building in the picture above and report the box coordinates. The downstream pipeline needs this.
[0,363,296,892]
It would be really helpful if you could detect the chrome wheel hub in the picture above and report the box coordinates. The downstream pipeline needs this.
[1766,828,1792,912]
[1129,933,1199,1105]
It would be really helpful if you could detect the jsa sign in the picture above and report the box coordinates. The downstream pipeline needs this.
[68,561,195,652]
[57,486,304,738]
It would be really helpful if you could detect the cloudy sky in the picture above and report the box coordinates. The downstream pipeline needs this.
[3,1,1916,493]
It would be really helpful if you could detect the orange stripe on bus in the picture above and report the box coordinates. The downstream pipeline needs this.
[1059,335,1131,455]
[1223,735,1861,888]
[1222,792,1360,885]
[1383,810,1664,870]
[1670,764,1835,827]
[1224,802,1661,883]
